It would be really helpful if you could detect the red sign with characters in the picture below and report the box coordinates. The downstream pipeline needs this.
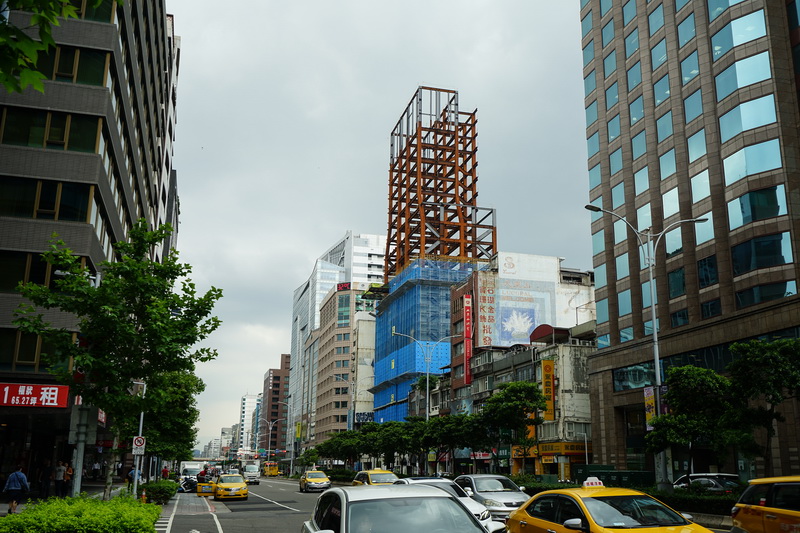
[1,383,70,408]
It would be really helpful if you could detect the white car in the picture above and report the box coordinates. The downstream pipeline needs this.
[301,485,506,533]
[454,474,528,522]
[394,477,494,530]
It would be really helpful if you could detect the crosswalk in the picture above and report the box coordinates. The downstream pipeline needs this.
[154,516,171,532]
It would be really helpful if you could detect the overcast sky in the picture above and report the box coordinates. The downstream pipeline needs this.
[164,1,592,448]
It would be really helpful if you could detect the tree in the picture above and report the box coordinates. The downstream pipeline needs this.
[14,220,222,497]
[645,365,753,469]
[297,448,320,469]
[728,339,800,476]
[477,381,547,471]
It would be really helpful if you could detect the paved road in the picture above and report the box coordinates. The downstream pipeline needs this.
[163,477,318,533]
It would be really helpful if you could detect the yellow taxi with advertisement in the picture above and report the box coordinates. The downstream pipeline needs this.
[211,473,248,501]
[731,476,800,533]
[506,477,713,533]
[352,469,399,486]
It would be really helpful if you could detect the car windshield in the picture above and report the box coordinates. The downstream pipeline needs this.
[183,468,200,476]
[219,475,244,484]
[369,473,399,483]
[475,477,520,492]
[420,481,468,499]
[583,495,689,528]
[308,472,327,479]
[244,465,258,472]
[347,497,485,533]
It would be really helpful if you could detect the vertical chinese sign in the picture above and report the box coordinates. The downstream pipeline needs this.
[542,360,554,421]
[464,294,473,385]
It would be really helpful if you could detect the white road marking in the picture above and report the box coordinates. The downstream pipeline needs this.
[249,491,302,512]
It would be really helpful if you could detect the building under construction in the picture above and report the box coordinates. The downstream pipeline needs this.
[374,87,497,423]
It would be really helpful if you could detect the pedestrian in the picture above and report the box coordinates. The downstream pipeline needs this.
[127,466,140,491]
[64,462,74,497]
[92,461,100,481]
[53,461,66,498]
[3,465,30,515]
[161,466,169,479]
[38,460,53,499]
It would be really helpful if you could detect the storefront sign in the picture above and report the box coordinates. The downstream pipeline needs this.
[542,360,554,421]
[0,383,69,407]
[464,294,473,384]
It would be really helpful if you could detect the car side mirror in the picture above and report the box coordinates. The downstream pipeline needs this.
[564,518,588,531]
[486,521,507,532]
[519,486,526,491]
[681,513,694,522]
[464,487,474,496]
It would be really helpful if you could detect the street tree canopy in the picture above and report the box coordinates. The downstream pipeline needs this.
[14,220,222,449]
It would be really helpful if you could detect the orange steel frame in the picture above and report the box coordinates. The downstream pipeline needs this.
[384,86,497,283]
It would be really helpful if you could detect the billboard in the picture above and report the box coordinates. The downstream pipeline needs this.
[1,383,70,408]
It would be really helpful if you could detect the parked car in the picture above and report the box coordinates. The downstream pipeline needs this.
[394,476,493,529]
[211,473,248,501]
[674,473,742,493]
[300,485,506,533]
[506,477,711,533]
[300,470,332,492]
[352,469,399,486]
[454,473,528,522]
[731,476,800,533]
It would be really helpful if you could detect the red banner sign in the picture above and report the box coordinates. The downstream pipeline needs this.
[464,295,473,385]
[542,360,554,421]
[0,383,70,408]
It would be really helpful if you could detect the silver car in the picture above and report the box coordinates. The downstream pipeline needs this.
[393,477,495,530]
[301,485,506,533]
[454,474,528,522]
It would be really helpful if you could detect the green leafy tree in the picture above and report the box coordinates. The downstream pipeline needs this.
[728,339,800,476]
[645,365,754,469]
[374,420,411,469]
[477,381,547,471]
[427,414,478,475]
[14,220,222,497]
[316,430,362,468]
[297,448,320,470]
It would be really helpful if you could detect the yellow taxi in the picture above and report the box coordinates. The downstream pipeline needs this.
[300,470,332,492]
[731,476,800,533]
[352,469,399,486]
[211,473,248,501]
[507,477,712,533]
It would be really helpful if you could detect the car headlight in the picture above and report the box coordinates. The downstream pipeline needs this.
[483,499,504,508]
[478,509,491,521]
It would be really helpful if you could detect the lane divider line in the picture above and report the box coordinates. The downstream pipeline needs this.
[249,491,302,512]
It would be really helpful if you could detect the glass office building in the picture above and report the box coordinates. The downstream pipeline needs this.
[582,0,800,477]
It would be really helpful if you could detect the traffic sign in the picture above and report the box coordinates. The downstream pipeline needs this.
[132,436,146,455]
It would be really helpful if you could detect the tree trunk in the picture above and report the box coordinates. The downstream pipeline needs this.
[102,434,120,500]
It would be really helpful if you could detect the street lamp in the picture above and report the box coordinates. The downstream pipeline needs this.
[276,400,294,475]
[391,327,460,421]
[131,380,147,497]
[585,204,706,490]
[260,417,284,476]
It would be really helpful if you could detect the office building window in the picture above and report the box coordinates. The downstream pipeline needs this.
[597,298,609,324]
[614,219,628,244]
[698,255,718,289]
[620,327,634,343]
[1,108,99,152]
[582,11,593,37]
[607,82,619,109]
[583,40,595,66]
[676,0,691,10]
[681,51,700,84]
[619,289,632,316]
[649,4,664,35]
[586,101,598,126]
[630,95,644,125]
[691,169,710,203]
[38,45,108,86]
[684,89,702,123]
[598,334,611,348]
[624,0,637,25]
[592,229,605,256]
[663,188,679,218]
[712,11,766,61]
[585,70,597,96]
[719,94,776,143]
[605,51,617,78]
[595,263,607,289]
[635,167,649,195]
[608,114,621,141]
[656,111,673,142]
[736,281,797,309]
[652,39,668,70]
[610,148,623,175]
[617,252,630,280]
[642,279,658,309]
[659,149,676,179]
[709,0,749,22]
[677,13,695,47]
[731,233,793,276]
[695,212,714,245]
[637,203,651,231]
[654,74,670,106]
[626,28,639,58]
[665,227,683,258]
[603,19,615,47]
[628,61,642,90]
[0,177,90,222]
[670,309,689,327]
[728,185,787,230]
[723,139,782,186]
[688,129,706,163]
[587,131,600,156]
[701,298,722,318]
[632,130,647,160]
[589,164,602,190]
[668,267,686,298]
[715,52,771,102]
[612,182,625,208]
[600,0,612,16]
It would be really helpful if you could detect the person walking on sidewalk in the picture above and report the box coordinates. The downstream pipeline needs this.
[3,466,30,515]
[38,460,53,499]
[53,461,66,498]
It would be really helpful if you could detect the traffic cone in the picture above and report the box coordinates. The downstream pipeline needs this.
[141,489,147,503]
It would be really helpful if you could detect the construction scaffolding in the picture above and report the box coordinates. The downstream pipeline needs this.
[384,86,497,283]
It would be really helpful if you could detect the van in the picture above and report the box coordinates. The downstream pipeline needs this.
[731,476,800,533]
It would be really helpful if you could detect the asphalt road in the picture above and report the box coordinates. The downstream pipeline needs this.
[166,477,319,533]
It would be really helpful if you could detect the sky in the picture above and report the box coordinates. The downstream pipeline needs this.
[163,1,593,448]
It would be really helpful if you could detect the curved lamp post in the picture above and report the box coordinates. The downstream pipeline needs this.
[259,417,285,476]
[585,204,706,490]
[390,327,460,421]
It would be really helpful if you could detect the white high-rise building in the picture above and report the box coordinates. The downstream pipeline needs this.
[237,394,261,457]
[288,231,385,469]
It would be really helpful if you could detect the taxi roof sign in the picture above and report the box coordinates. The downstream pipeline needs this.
[583,477,604,488]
